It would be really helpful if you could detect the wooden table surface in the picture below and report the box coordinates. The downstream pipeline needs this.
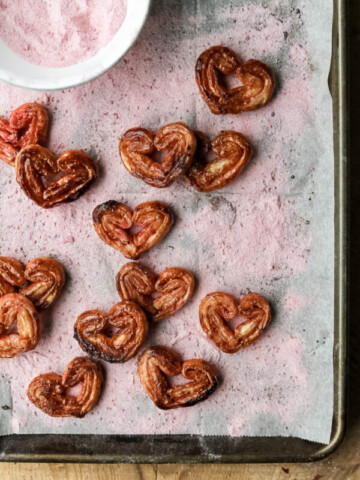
[1,2,359,479]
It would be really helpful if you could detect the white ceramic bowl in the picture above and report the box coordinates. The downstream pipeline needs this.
[0,0,151,91]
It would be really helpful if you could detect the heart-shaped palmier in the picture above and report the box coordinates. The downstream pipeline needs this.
[27,357,102,418]
[116,262,194,322]
[0,293,41,358]
[0,103,48,166]
[138,346,218,409]
[0,256,65,309]
[15,145,97,208]
[199,292,271,353]
[0,256,26,297]
[185,130,252,192]
[20,257,65,310]
[74,300,148,363]
[196,46,275,114]
[119,122,197,187]
[93,200,174,260]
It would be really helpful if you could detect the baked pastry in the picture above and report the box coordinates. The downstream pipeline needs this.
[0,256,26,297]
[0,256,65,309]
[20,257,65,309]
[93,200,173,259]
[15,145,97,208]
[196,46,275,114]
[0,293,41,358]
[74,300,148,363]
[119,122,197,187]
[27,357,102,417]
[138,346,218,409]
[0,103,48,166]
[185,130,252,192]
[116,262,194,321]
[199,292,271,353]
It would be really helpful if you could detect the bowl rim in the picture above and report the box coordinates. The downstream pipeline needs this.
[0,0,152,91]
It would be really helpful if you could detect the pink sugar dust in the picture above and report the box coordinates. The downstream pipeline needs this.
[0,0,127,67]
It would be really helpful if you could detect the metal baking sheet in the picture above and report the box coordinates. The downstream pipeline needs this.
[0,0,347,463]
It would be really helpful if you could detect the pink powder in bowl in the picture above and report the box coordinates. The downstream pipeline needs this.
[0,0,127,68]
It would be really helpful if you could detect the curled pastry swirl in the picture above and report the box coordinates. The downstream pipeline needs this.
[116,262,194,321]
[199,292,271,353]
[20,257,65,310]
[119,122,197,187]
[0,256,64,309]
[93,200,174,260]
[0,293,41,358]
[0,103,48,166]
[0,257,26,297]
[15,145,97,208]
[74,300,148,363]
[138,346,218,409]
[27,357,102,418]
[196,46,275,114]
[185,130,252,192]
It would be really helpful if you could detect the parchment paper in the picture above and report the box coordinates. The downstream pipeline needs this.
[0,0,334,444]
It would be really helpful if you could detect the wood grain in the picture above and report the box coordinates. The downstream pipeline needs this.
[0,464,156,480]
[0,460,359,480]
[0,1,359,479]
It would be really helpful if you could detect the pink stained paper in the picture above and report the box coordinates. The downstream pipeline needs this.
[0,0,334,444]
[0,0,127,67]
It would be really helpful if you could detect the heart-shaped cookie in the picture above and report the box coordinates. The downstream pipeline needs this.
[0,103,48,166]
[138,346,218,409]
[0,256,65,310]
[93,200,174,260]
[196,46,275,114]
[74,300,148,363]
[199,292,271,353]
[185,130,252,192]
[119,122,197,187]
[20,257,65,310]
[0,293,41,358]
[27,357,102,418]
[116,262,194,321]
[15,145,97,208]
